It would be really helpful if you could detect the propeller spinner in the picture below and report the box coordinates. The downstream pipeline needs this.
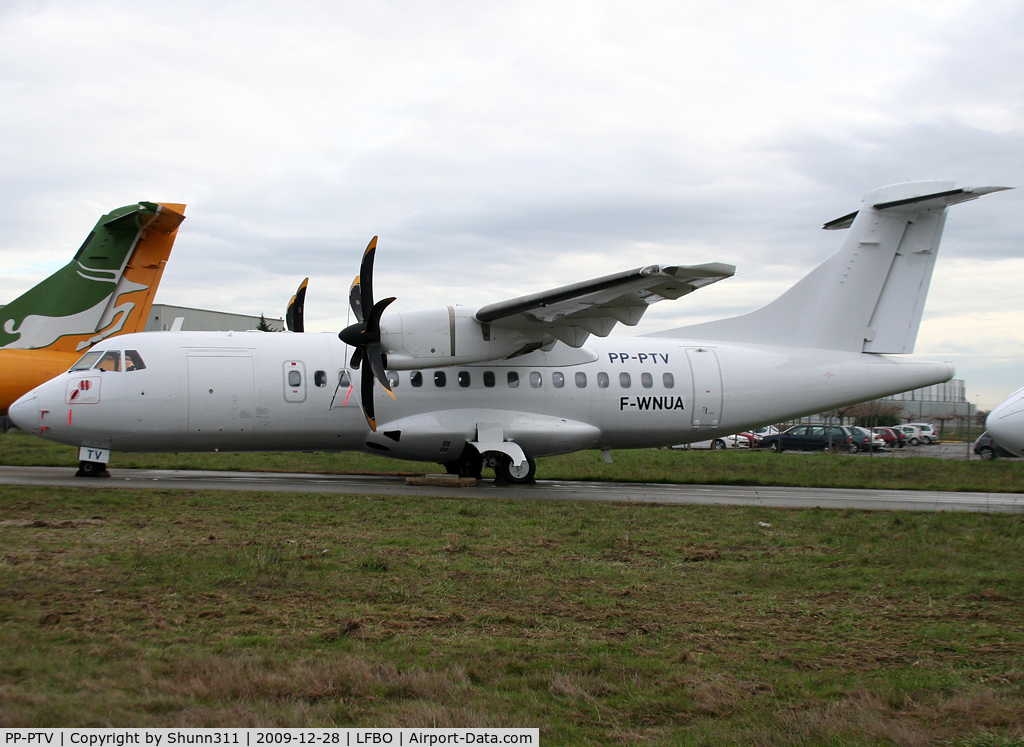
[338,236,396,431]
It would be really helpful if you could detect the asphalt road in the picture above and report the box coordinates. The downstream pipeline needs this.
[1,465,1022,513]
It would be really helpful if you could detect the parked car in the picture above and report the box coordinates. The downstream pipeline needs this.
[906,422,938,443]
[674,434,751,450]
[973,431,1018,460]
[757,424,855,453]
[737,425,780,445]
[892,425,926,446]
[872,427,906,449]
[849,426,887,451]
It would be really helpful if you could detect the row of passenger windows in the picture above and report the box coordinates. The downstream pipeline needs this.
[392,370,675,389]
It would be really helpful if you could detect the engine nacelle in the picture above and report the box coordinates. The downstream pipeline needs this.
[379,305,532,369]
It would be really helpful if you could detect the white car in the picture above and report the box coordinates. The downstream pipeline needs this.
[905,422,937,443]
[894,425,926,445]
[675,434,752,450]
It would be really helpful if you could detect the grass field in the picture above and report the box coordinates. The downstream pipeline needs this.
[1,480,1023,743]
[4,431,1024,493]
[2,432,1023,742]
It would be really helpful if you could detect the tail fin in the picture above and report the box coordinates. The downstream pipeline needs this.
[0,201,185,353]
[662,182,1010,352]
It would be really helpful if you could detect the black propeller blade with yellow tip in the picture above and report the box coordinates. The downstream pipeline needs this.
[286,277,308,332]
[338,237,396,431]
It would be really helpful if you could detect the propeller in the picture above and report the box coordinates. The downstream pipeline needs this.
[338,236,396,431]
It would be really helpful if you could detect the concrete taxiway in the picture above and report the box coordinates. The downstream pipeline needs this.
[1,465,1022,513]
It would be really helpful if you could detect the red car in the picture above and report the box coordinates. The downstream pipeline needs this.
[871,427,905,449]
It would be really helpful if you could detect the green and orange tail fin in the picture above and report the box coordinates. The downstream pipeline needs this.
[0,201,186,354]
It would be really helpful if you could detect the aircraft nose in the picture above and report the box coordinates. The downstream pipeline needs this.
[8,391,38,432]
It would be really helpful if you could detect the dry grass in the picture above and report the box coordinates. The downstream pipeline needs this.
[0,484,1022,744]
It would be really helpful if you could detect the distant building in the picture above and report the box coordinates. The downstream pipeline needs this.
[878,379,976,428]
[146,304,283,332]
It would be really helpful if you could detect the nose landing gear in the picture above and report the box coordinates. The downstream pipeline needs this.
[76,460,110,478]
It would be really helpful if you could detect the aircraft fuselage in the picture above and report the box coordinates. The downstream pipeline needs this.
[11,329,954,464]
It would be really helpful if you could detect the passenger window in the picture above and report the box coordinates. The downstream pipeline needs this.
[484,371,495,387]
[434,371,446,387]
[288,370,302,387]
[410,371,423,387]
[96,351,122,372]
[507,371,519,388]
[641,372,653,388]
[663,372,674,388]
[458,371,471,388]
[530,371,542,388]
[597,372,609,388]
[387,371,399,389]
[71,351,103,371]
[552,372,565,388]
[125,350,146,371]
[314,370,327,387]
[575,372,587,388]
[619,372,631,388]
[339,370,352,388]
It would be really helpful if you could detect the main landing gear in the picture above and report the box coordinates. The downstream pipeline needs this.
[444,448,537,484]
[76,460,110,478]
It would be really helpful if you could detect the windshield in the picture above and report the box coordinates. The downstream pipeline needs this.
[69,351,103,371]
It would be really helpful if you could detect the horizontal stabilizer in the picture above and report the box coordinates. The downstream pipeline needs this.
[823,186,1011,230]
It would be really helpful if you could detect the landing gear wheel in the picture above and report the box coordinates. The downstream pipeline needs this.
[495,454,537,484]
[76,460,110,478]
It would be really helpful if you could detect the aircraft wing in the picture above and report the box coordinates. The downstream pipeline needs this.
[474,262,734,347]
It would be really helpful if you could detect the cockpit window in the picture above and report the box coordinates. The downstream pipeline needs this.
[95,351,122,372]
[70,350,103,371]
[125,350,146,371]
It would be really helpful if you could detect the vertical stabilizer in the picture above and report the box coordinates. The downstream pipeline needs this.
[660,182,1010,352]
[0,202,185,353]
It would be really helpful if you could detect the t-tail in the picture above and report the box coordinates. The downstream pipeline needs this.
[1,201,186,353]
[663,182,1011,352]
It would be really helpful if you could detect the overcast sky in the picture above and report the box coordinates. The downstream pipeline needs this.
[1,0,1021,408]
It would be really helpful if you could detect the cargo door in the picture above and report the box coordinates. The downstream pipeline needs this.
[686,347,723,427]
[188,354,255,433]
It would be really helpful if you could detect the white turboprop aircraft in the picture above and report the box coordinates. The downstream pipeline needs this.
[985,388,1024,457]
[9,181,1011,481]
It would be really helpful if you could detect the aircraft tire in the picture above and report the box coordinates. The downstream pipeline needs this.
[496,454,537,484]
[978,446,996,460]
[76,461,110,478]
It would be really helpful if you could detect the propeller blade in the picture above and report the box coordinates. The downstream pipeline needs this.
[349,276,363,323]
[366,341,396,399]
[286,277,308,332]
[359,236,378,320]
[349,347,364,370]
[367,296,396,330]
[360,362,377,431]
